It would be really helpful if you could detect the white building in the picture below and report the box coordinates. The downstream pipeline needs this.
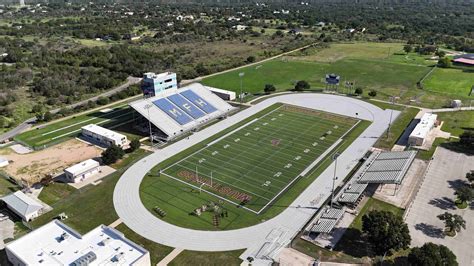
[81,124,128,148]
[5,220,151,266]
[0,157,8,168]
[142,72,178,97]
[1,191,43,221]
[408,113,438,146]
[64,159,100,183]
[233,25,248,31]
[207,87,236,101]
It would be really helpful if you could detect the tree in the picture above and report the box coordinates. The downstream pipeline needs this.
[403,44,413,54]
[459,130,474,147]
[264,84,276,94]
[368,90,377,97]
[101,144,125,165]
[466,171,474,185]
[408,243,458,266]
[294,80,310,91]
[43,111,54,122]
[362,210,411,255]
[129,139,141,152]
[0,116,7,128]
[246,56,256,63]
[437,212,466,235]
[455,186,473,204]
[436,50,446,58]
[31,104,44,114]
[438,57,452,68]
[354,87,363,95]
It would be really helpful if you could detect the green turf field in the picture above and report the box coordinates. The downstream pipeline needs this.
[423,67,474,97]
[159,105,358,213]
[15,103,138,149]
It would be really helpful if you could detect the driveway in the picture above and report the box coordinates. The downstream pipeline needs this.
[405,147,474,266]
[113,93,398,257]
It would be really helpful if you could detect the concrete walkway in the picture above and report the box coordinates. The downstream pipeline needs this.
[156,248,183,266]
[108,218,122,228]
[113,93,398,258]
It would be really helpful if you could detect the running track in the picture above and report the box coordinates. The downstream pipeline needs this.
[113,93,399,258]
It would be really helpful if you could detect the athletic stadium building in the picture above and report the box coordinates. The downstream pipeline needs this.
[129,83,235,141]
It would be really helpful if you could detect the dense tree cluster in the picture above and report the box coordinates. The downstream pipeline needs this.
[362,210,411,255]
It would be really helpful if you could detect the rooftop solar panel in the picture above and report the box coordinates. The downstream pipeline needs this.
[180,90,217,114]
[167,94,206,119]
[152,98,193,125]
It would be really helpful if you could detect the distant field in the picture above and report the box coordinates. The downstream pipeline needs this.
[160,104,358,213]
[424,67,474,97]
[15,101,141,149]
[202,57,429,94]
[297,42,405,63]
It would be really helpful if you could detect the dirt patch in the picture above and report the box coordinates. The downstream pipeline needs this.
[2,139,102,184]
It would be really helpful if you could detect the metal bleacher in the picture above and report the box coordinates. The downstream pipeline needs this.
[129,83,236,141]
[167,93,207,119]
[180,89,218,114]
[152,98,193,125]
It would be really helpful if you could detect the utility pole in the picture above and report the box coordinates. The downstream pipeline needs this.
[239,72,245,104]
[330,152,340,208]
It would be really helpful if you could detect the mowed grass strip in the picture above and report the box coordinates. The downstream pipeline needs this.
[163,105,357,212]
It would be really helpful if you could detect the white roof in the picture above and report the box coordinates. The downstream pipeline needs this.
[64,159,100,176]
[2,191,43,218]
[0,157,8,163]
[143,72,175,80]
[81,124,126,143]
[409,113,437,140]
[6,220,149,265]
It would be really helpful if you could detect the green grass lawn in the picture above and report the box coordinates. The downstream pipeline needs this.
[161,105,358,213]
[202,58,429,95]
[30,149,151,234]
[0,177,20,197]
[374,107,419,150]
[115,223,174,265]
[424,67,474,98]
[436,110,474,136]
[169,249,244,266]
[140,104,370,230]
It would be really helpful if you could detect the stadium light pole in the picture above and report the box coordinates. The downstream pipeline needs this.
[239,72,245,104]
[387,96,395,139]
[144,104,153,146]
[330,152,340,208]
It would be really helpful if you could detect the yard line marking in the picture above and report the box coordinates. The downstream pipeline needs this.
[206,106,283,147]
[161,172,260,214]
[174,163,273,199]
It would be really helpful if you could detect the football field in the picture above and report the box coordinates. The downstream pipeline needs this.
[162,105,359,213]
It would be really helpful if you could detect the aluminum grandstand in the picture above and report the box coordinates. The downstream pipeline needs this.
[129,83,236,141]
[333,150,417,208]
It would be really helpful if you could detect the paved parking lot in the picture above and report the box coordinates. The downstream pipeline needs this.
[405,147,474,266]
